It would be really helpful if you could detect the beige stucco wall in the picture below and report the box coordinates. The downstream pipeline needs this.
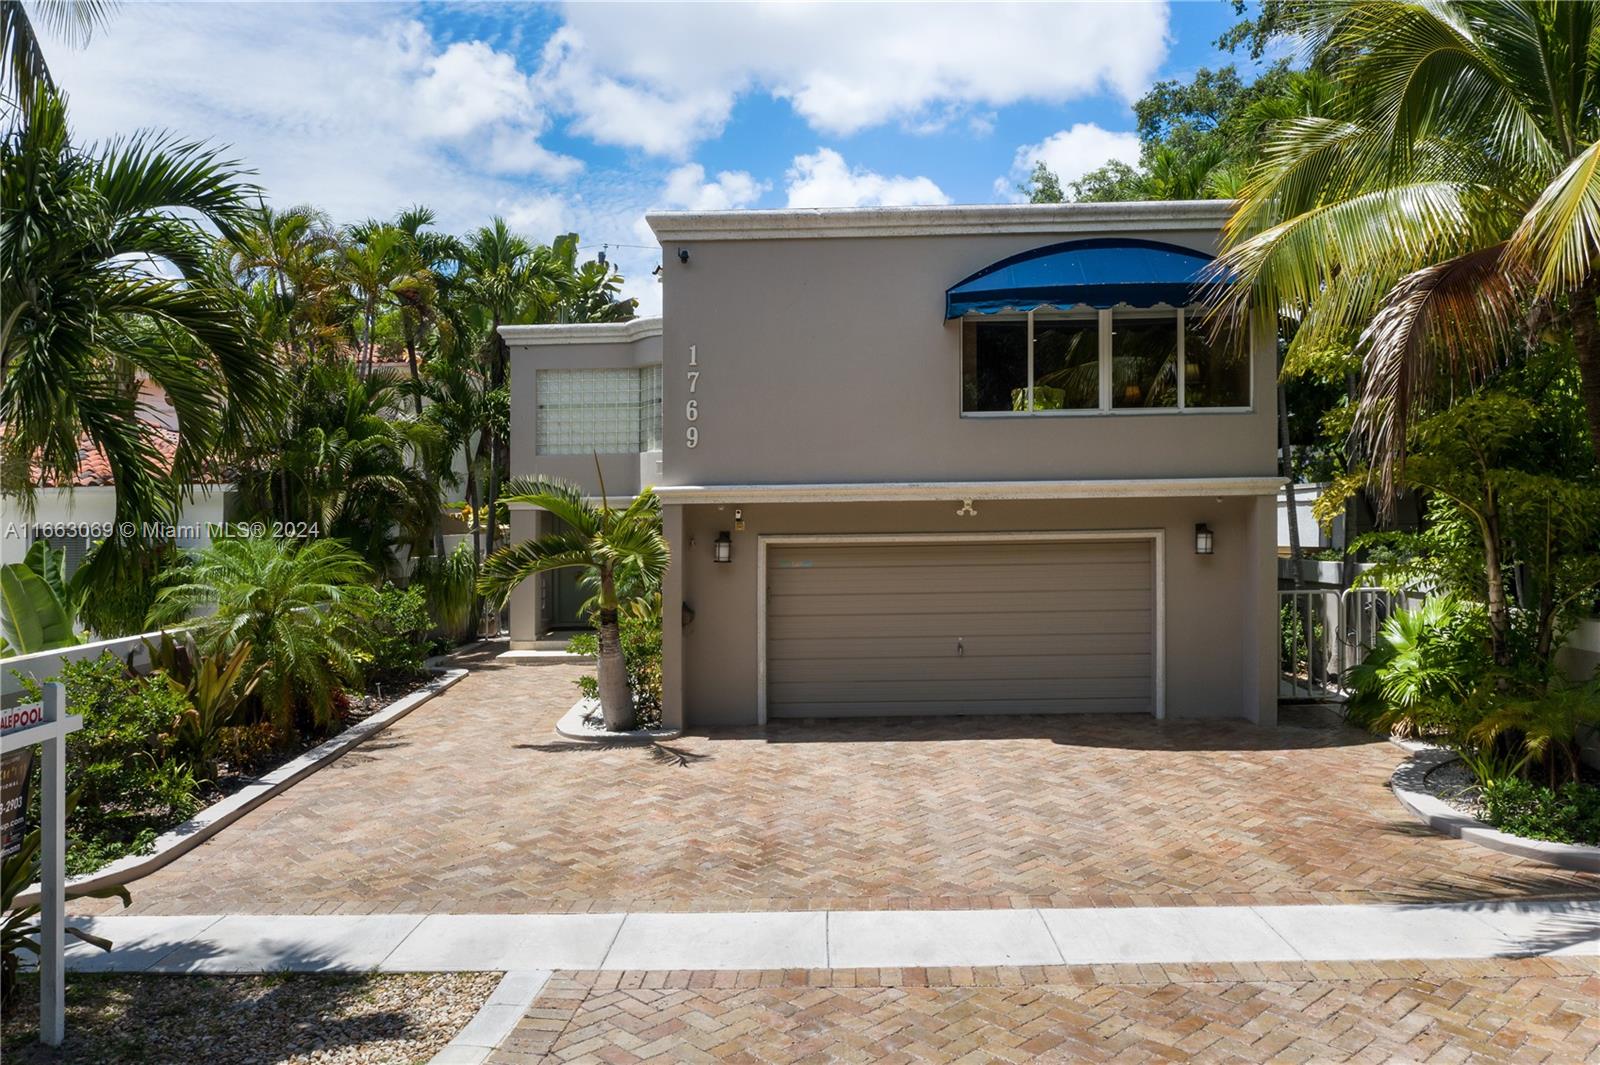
[666,494,1277,730]
[506,325,662,498]
[650,217,1276,487]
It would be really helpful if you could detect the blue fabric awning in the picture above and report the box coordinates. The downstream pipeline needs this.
[945,237,1230,319]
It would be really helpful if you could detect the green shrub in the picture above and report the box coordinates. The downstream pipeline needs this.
[362,585,435,686]
[50,654,201,871]
[1344,597,1491,739]
[1479,778,1600,845]
[567,613,662,728]
[412,543,478,644]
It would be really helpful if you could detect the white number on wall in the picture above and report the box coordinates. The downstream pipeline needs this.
[685,346,701,448]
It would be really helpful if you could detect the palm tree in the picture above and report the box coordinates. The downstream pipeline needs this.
[228,202,342,367]
[242,361,442,574]
[1213,0,1600,501]
[149,536,376,733]
[1,88,278,532]
[1,0,115,108]
[390,205,461,416]
[479,479,667,730]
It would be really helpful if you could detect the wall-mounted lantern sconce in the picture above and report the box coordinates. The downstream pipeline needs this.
[1194,523,1214,555]
[677,248,690,264]
[713,531,732,563]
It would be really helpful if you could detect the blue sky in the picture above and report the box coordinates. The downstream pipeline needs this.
[45,1,1270,312]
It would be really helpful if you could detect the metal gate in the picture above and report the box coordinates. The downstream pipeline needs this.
[1278,586,1401,701]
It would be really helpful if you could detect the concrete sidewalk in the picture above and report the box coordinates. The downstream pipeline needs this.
[63,898,1599,974]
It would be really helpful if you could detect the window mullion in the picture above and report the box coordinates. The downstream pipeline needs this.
[1177,308,1187,411]
[1026,308,1035,413]
[1098,308,1112,411]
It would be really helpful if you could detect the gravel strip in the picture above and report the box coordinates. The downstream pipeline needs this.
[1391,745,1485,818]
[2,971,499,1065]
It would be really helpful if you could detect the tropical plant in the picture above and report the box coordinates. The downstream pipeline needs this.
[1479,777,1600,845]
[1,87,278,534]
[2,792,128,1001]
[1344,597,1490,738]
[1471,679,1600,787]
[362,585,435,685]
[567,608,663,728]
[0,541,83,654]
[148,536,376,733]
[412,541,479,643]
[47,653,199,866]
[479,479,667,730]
[0,0,115,109]
[1324,384,1600,673]
[1213,0,1600,497]
[145,633,262,772]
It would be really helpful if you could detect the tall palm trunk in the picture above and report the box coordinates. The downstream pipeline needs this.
[595,567,633,729]
[1480,487,1512,668]
[1569,277,1600,465]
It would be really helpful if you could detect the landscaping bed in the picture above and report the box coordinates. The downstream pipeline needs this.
[1,971,498,1064]
[1395,744,1600,848]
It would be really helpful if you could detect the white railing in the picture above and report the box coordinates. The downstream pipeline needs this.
[1278,586,1402,701]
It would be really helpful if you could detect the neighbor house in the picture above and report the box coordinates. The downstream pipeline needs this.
[503,201,1283,729]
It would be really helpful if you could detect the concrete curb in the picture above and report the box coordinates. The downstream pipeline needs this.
[554,699,680,744]
[16,667,469,908]
[427,970,552,1065]
[1387,741,1600,873]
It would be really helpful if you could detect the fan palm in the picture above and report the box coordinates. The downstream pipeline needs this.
[1,88,277,531]
[478,478,667,730]
[149,536,376,733]
[1213,0,1600,501]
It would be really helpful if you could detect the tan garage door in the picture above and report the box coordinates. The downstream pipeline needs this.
[765,538,1156,718]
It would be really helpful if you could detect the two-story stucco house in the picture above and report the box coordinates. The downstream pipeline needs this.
[503,201,1283,730]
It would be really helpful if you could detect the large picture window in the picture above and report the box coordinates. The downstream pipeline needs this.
[960,308,1249,415]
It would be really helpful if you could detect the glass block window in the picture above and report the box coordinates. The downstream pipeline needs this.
[536,366,665,455]
[640,364,663,451]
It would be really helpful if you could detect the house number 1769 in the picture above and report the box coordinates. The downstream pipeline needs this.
[685,345,700,448]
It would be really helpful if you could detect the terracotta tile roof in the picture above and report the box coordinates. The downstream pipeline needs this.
[29,423,230,488]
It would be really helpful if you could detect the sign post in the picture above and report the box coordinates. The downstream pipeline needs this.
[1,683,81,1046]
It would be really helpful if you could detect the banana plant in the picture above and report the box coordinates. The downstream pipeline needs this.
[0,547,84,656]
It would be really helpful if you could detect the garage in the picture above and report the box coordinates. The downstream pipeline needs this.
[762,536,1159,719]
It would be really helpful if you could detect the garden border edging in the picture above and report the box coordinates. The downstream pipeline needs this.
[1387,742,1600,873]
[554,699,680,744]
[14,665,469,909]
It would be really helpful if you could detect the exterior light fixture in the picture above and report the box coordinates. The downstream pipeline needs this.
[713,531,732,563]
[1194,523,1214,555]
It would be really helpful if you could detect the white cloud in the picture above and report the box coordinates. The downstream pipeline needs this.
[40,4,578,229]
[784,149,948,209]
[660,163,768,211]
[542,2,1170,154]
[999,123,1143,201]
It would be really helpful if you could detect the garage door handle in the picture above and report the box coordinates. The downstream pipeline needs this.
[955,637,964,656]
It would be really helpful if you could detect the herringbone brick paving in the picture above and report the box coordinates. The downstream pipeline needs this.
[72,650,1598,916]
[490,959,1600,1064]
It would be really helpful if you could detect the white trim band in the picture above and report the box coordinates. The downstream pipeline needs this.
[648,201,1235,242]
[655,477,1284,505]
[499,318,662,345]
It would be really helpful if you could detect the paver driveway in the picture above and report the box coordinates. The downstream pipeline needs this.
[489,959,1600,1064]
[75,650,1598,916]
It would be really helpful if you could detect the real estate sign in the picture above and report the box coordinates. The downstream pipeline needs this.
[0,684,80,1046]
[1,745,33,859]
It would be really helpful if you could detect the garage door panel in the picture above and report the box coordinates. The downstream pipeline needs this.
[769,653,1151,684]
[769,561,1153,595]
[773,697,1152,718]
[773,541,1148,568]
[771,676,1151,703]
[766,539,1156,719]
[769,588,1146,617]
[766,610,1153,642]
[767,632,1153,660]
